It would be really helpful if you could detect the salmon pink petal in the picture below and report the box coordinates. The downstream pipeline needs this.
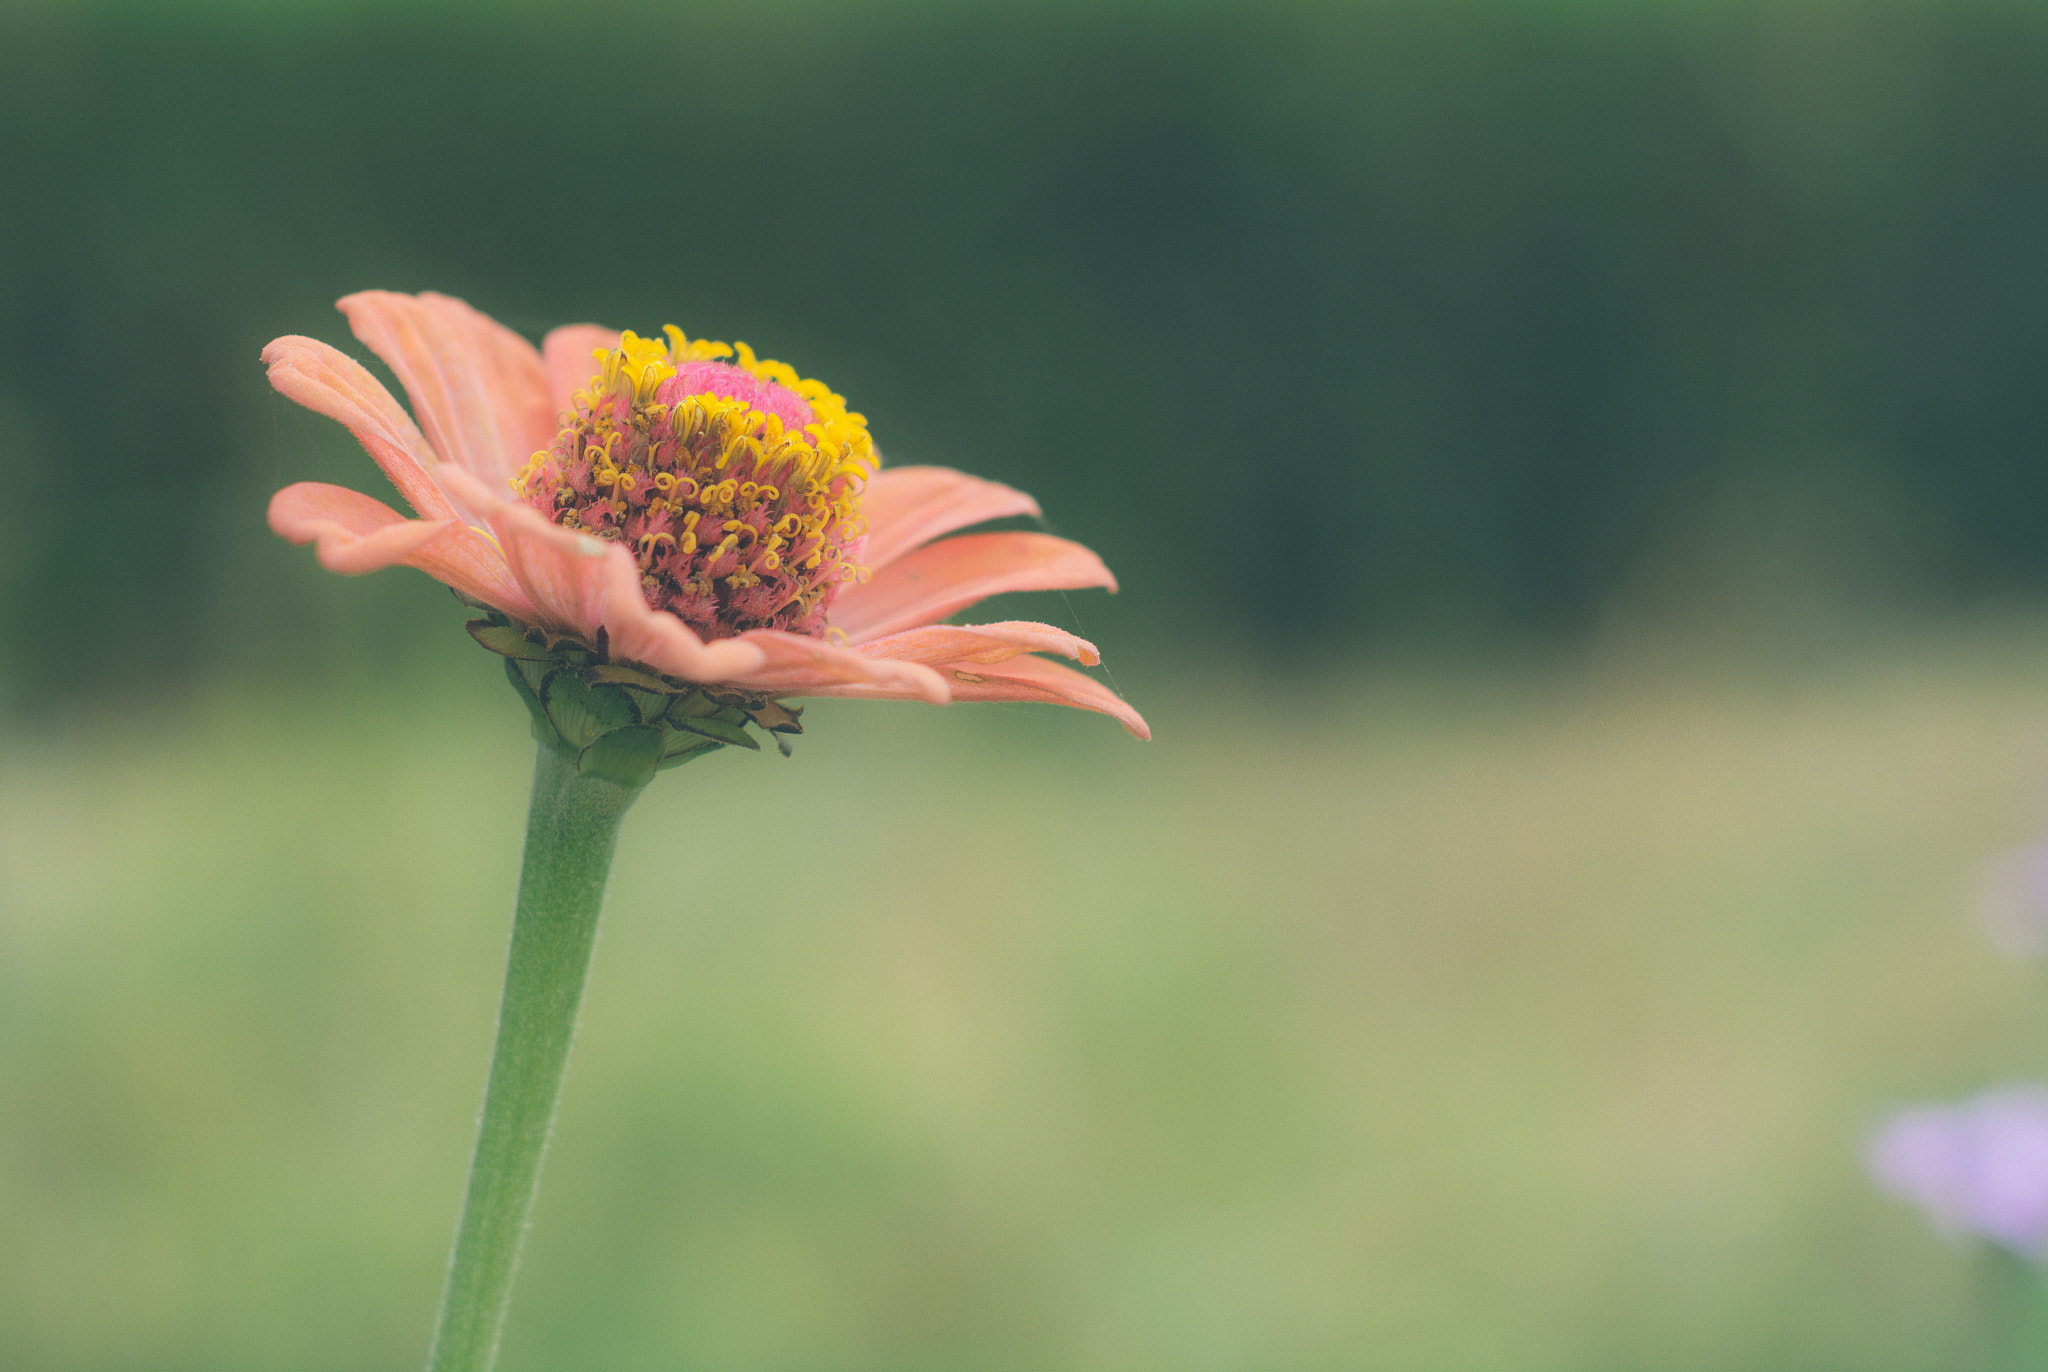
[436,466,769,684]
[860,466,1042,571]
[267,481,537,618]
[854,620,1101,667]
[596,570,771,683]
[435,466,608,636]
[436,466,604,635]
[944,655,1150,739]
[799,652,1147,738]
[339,291,554,485]
[830,532,1119,644]
[728,630,950,704]
[542,324,619,417]
[262,335,456,522]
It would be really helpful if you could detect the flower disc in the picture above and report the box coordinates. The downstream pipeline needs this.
[513,329,874,640]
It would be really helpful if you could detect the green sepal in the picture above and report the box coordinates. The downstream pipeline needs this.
[482,612,794,766]
[656,738,722,770]
[541,674,638,749]
[468,619,555,661]
[664,690,723,719]
[588,662,684,693]
[513,656,549,694]
[577,725,666,788]
[623,688,672,724]
[503,657,570,755]
[660,728,717,759]
[667,711,759,750]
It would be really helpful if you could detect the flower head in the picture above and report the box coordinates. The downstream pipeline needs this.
[266,292,1147,739]
[1868,1085,2048,1256]
[510,328,873,642]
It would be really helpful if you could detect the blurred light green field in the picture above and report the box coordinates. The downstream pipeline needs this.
[7,625,2048,1371]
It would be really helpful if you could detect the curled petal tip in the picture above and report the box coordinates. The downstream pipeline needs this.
[259,335,301,368]
[269,481,453,574]
[886,659,953,705]
[268,480,537,617]
[950,655,1149,738]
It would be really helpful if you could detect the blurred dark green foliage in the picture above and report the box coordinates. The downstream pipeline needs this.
[3,0,2046,706]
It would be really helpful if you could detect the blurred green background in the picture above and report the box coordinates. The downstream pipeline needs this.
[8,0,2048,1367]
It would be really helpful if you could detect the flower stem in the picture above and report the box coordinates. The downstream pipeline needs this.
[425,743,642,1372]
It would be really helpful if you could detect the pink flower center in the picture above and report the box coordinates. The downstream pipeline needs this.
[667,361,816,435]
[510,331,875,644]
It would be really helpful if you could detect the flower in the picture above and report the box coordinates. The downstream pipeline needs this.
[1867,1085,2048,1256]
[266,291,1147,739]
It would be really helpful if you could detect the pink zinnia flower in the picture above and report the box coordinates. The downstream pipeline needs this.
[265,291,1146,738]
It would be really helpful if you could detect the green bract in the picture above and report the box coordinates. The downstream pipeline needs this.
[469,614,801,789]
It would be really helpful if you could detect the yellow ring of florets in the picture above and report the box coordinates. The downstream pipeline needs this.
[575,326,875,486]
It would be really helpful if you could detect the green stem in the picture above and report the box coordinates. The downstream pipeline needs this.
[425,743,642,1372]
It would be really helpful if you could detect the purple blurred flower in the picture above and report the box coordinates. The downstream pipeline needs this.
[1869,1086,2048,1256]
[1979,842,2048,958]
